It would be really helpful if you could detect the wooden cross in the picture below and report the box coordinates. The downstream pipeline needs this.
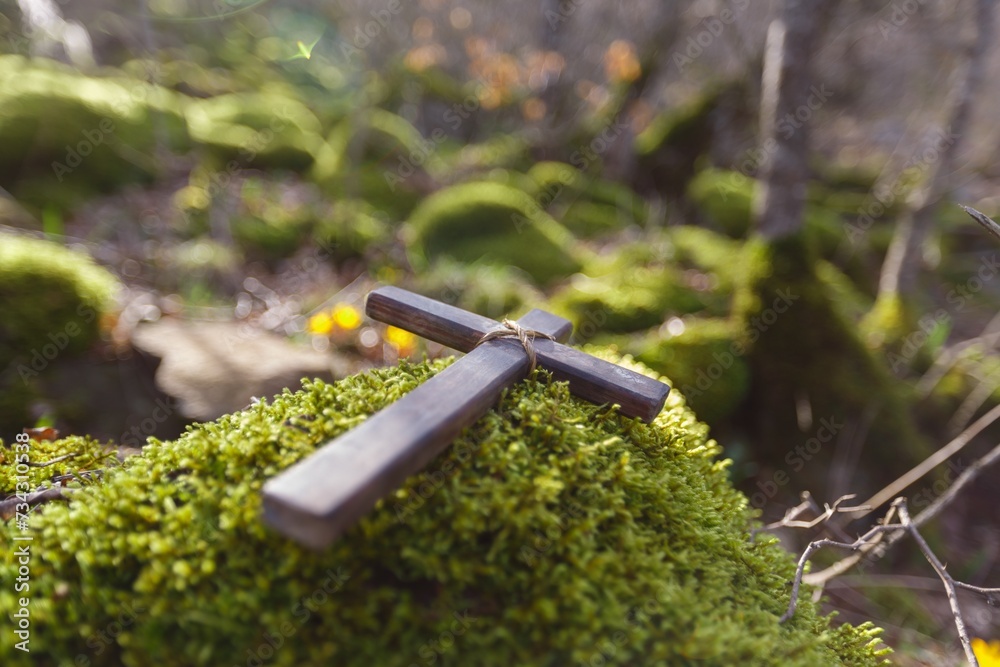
[262,286,670,549]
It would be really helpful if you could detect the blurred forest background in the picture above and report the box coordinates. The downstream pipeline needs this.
[2,0,1000,663]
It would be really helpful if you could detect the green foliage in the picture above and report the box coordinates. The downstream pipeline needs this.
[407,181,585,284]
[0,235,119,431]
[186,90,322,171]
[313,109,434,219]
[0,235,118,367]
[687,168,755,237]
[0,358,888,666]
[550,265,710,336]
[414,259,546,321]
[524,161,648,238]
[314,199,392,260]
[636,319,751,424]
[0,55,189,207]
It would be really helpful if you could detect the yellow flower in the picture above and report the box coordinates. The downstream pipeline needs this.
[385,326,416,356]
[306,312,334,336]
[973,638,1000,666]
[332,304,362,331]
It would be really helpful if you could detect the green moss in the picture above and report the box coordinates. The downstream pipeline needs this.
[636,319,750,424]
[407,181,585,285]
[687,168,755,238]
[314,199,392,260]
[667,225,743,290]
[312,109,434,219]
[0,357,888,666]
[634,88,720,158]
[0,235,119,432]
[414,259,546,321]
[733,234,927,478]
[0,55,190,205]
[524,162,648,237]
[186,90,322,171]
[550,264,711,336]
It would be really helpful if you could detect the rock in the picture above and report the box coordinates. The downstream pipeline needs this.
[0,234,120,432]
[131,318,351,421]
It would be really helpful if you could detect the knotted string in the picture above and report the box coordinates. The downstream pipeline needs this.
[477,319,555,372]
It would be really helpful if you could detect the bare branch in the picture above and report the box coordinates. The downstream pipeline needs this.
[806,438,1000,586]
[851,403,1000,521]
[782,498,1000,666]
[0,487,74,520]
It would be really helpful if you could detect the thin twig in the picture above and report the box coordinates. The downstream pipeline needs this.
[850,403,1000,521]
[760,493,868,533]
[782,497,1000,666]
[896,501,988,666]
[25,452,79,468]
[0,488,73,520]
[806,438,1000,586]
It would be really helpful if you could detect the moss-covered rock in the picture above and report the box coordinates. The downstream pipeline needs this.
[407,181,585,285]
[523,162,648,238]
[0,55,190,208]
[312,109,438,219]
[550,266,711,336]
[0,358,888,666]
[186,90,322,171]
[0,235,119,431]
[637,318,751,424]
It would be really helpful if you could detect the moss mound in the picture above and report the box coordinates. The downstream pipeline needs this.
[637,318,751,424]
[407,181,585,284]
[186,90,322,171]
[0,235,119,429]
[0,55,189,207]
[312,109,437,219]
[0,357,888,666]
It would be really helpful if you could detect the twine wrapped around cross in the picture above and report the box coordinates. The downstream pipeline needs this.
[477,318,555,372]
[262,286,670,549]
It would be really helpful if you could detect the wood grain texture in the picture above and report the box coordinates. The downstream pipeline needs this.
[261,309,571,549]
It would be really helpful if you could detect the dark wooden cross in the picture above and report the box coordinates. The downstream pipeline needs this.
[262,286,670,549]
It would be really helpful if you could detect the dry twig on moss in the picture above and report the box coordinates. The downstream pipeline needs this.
[0,488,74,521]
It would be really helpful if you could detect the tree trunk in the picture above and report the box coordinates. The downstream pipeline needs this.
[753,0,836,238]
